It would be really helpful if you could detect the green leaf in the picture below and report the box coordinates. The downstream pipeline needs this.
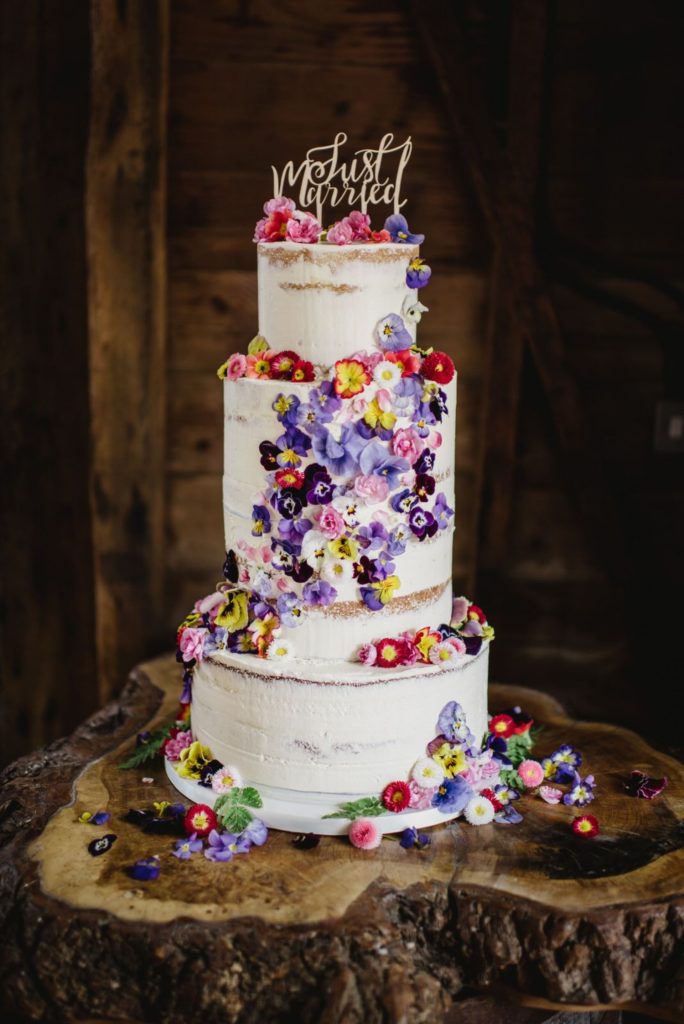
[499,767,525,791]
[322,795,385,821]
[239,786,263,809]
[212,793,235,816]
[505,734,533,767]
[217,805,252,834]
[118,726,171,769]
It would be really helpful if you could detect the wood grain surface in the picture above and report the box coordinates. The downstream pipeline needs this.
[0,656,681,1023]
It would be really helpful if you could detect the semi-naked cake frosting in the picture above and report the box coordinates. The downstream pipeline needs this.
[172,197,494,828]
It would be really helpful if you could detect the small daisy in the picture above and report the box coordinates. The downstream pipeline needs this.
[518,759,545,788]
[211,765,243,794]
[428,640,458,666]
[266,638,294,661]
[464,795,495,826]
[321,557,354,586]
[373,360,402,389]
[411,757,445,789]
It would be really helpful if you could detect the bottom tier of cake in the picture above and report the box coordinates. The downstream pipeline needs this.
[188,646,489,796]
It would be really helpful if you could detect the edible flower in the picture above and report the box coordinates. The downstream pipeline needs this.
[488,714,516,739]
[383,213,425,245]
[173,833,204,860]
[463,795,495,826]
[251,504,271,537]
[411,757,445,788]
[183,803,218,837]
[204,829,252,862]
[246,352,273,379]
[247,334,269,355]
[375,636,415,668]
[422,350,455,384]
[562,772,596,807]
[128,855,161,881]
[437,700,474,744]
[381,780,411,813]
[375,313,413,352]
[405,257,432,289]
[215,590,249,632]
[518,759,545,789]
[432,776,473,814]
[431,741,467,778]
[539,785,563,804]
[292,359,315,382]
[266,638,294,660]
[360,574,400,610]
[333,358,370,398]
[348,817,382,850]
[253,196,295,242]
[572,814,600,838]
[399,827,431,850]
[285,210,322,243]
[211,766,243,794]
[177,741,214,780]
[624,770,669,799]
[414,626,442,662]
[217,352,247,381]
[88,834,117,857]
[270,350,300,378]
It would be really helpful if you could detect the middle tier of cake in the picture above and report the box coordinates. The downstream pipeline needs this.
[222,374,457,661]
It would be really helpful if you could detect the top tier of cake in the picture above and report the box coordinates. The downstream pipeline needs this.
[258,241,420,365]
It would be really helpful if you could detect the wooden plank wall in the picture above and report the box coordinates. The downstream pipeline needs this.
[165,0,492,628]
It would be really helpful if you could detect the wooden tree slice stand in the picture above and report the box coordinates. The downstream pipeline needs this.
[1,654,682,1024]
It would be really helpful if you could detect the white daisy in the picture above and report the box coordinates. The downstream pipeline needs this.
[321,557,354,586]
[373,360,402,389]
[266,638,294,661]
[463,795,495,826]
[411,757,445,789]
[428,640,457,665]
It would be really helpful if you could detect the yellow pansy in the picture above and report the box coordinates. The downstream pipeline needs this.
[215,590,249,632]
[432,742,467,778]
[363,398,396,432]
[273,394,294,416]
[177,741,214,780]
[327,536,359,561]
[368,574,400,606]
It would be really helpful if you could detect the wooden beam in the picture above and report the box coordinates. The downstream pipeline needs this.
[412,0,628,584]
[86,0,170,702]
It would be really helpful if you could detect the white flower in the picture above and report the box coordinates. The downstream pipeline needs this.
[411,757,445,789]
[332,496,360,528]
[428,640,458,666]
[266,638,294,660]
[402,296,429,323]
[211,765,243,793]
[373,360,401,389]
[321,557,354,586]
[301,530,329,570]
[463,795,495,826]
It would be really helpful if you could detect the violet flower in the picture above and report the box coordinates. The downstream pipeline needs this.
[310,381,341,421]
[406,258,432,289]
[204,829,251,863]
[376,313,413,352]
[302,579,337,606]
[414,448,436,474]
[359,440,409,490]
[278,515,312,547]
[408,507,438,540]
[275,489,303,520]
[128,856,161,880]
[276,591,304,628]
[433,492,454,529]
[495,805,523,825]
[173,833,204,860]
[386,525,408,557]
[431,776,473,814]
[562,772,596,807]
[391,488,419,515]
[399,827,431,850]
[242,817,268,846]
[624,770,668,799]
[306,468,335,505]
[275,426,312,466]
[437,701,475,746]
[383,213,425,245]
[356,521,388,552]
[272,393,300,426]
[311,423,365,478]
[251,504,271,537]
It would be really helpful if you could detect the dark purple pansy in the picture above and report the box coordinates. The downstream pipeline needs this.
[180,668,192,705]
[292,833,320,850]
[354,555,382,584]
[290,559,314,583]
[429,388,449,422]
[275,488,303,520]
[199,759,225,788]
[223,549,239,583]
[413,473,435,502]
[414,448,436,474]
[306,469,334,505]
[90,811,111,826]
[399,827,431,850]
[624,770,668,799]
[383,213,425,245]
[259,440,280,470]
[271,539,297,572]
[408,507,438,540]
[128,856,161,881]
[88,834,117,856]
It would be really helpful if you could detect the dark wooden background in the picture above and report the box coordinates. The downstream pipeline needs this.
[2,0,683,769]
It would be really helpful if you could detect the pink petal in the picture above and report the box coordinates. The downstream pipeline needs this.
[539,786,563,805]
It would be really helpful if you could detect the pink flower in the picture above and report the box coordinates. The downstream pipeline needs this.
[519,759,545,788]
[286,210,322,244]
[211,765,242,793]
[314,505,346,539]
[239,568,251,583]
[264,196,296,216]
[326,219,354,245]
[451,595,469,626]
[347,210,372,241]
[358,642,377,665]
[245,353,272,379]
[539,785,563,805]
[426,430,443,450]
[179,627,206,663]
[445,636,466,655]
[391,427,422,465]
[351,349,383,372]
[195,590,225,618]
[276,577,290,592]
[225,353,247,380]
[164,731,192,762]
[354,474,389,504]
[408,780,437,810]
[348,817,382,850]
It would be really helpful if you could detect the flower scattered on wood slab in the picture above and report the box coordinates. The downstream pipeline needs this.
[572,814,600,839]
[87,834,117,857]
[624,770,668,799]
[128,856,161,881]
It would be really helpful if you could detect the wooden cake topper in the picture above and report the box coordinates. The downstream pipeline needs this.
[271,132,413,224]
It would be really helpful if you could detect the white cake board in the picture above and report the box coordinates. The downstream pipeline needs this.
[165,759,460,836]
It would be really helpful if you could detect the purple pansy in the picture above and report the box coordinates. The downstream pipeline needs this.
[242,817,268,846]
[359,585,386,611]
[204,829,251,863]
[228,630,254,654]
[562,772,596,807]
[203,627,229,655]
[271,539,297,572]
[373,550,396,579]
[354,555,382,585]
[399,827,431,850]
[128,856,161,880]
[391,488,418,514]
[306,468,335,505]
[408,506,438,540]
[376,313,413,352]
[277,516,312,548]
[310,380,342,421]
[383,213,425,245]
[173,833,203,860]
[406,258,432,289]
[414,448,436,474]
[431,776,473,814]
[276,426,311,467]
[413,473,435,502]
[493,783,520,806]
[359,440,409,490]
[276,591,304,628]
[251,504,271,537]
[545,744,583,783]
[437,701,475,746]
[272,393,300,426]
[90,811,112,826]
[180,667,192,704]
[495,805,524,825]
[302,579,337,606]
[275,489,303,520]
[386,524,409,557]
[433,492,454,529]
[259,440,280,470]
[312,423,365,478]
[356,521,388,552]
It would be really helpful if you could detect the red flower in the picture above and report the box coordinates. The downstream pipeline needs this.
[261,210,292,241]
[270,350,299,379]
[371,229,391,243]
[275,468,305,490]
[381,780,411,813]
[467,603,487,624]
[177,703,192,723]
[422,351,455,385]
[183,803,218,838]
[480,788,504,812]
[292,359,315,382]
[385,348,421,377]
[375,636,416,668]
[488,714,515,739]
[572,814,600,839]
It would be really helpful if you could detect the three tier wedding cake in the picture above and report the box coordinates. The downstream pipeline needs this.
[168,151,495,835]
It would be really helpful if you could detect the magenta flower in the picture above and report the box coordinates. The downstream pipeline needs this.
[286,210,322,243]
[624,770,668,799]
[347,211,372,241]
[348,817,382,850]
[327,219,354,245]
